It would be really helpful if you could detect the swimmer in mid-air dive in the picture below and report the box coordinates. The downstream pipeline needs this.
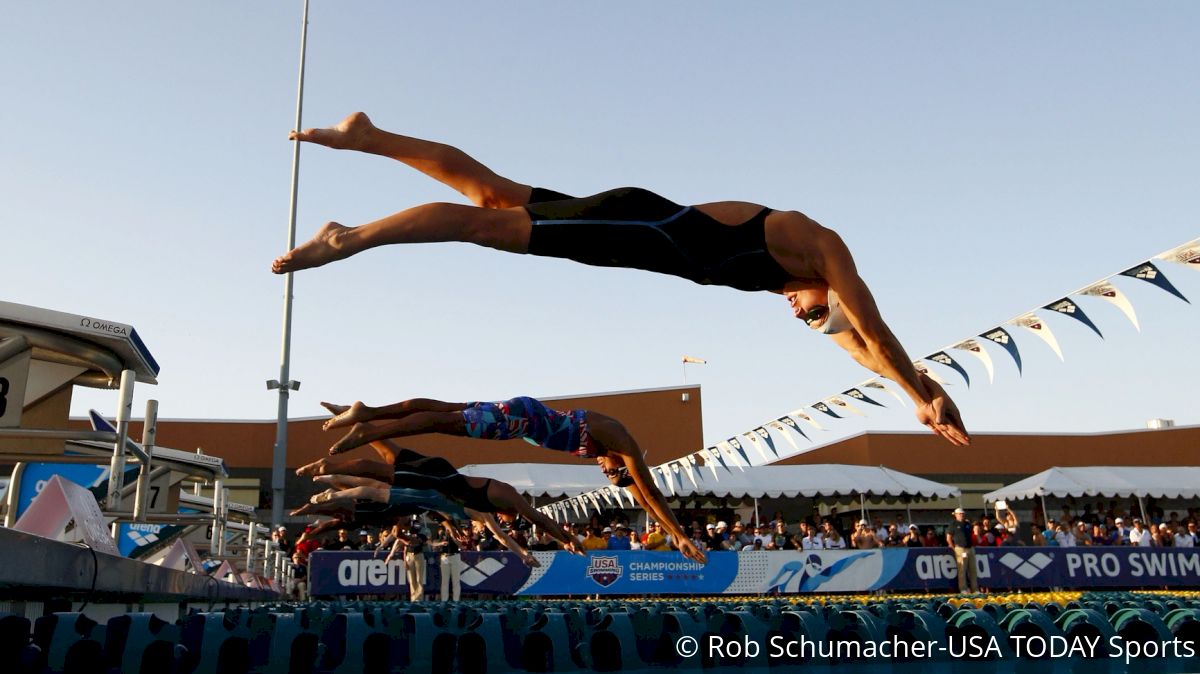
[305,397,706,564]
[271,113,969,446]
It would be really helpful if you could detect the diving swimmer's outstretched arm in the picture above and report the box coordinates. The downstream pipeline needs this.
[466,509,540,567]
[815,230,970,446]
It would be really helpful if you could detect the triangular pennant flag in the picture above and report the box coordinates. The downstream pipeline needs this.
[1079,280,1140,331]
[1120,261,1189,303]
[769,420,804,452]
[787,409,827,431]
[671,463,684,493]
[718,441,747,471]
[1156,238,1200,272]
[812,401,842,419]
[657,467,676,496]
[705,446,730,473]
[1006,314,1064,362]
[951,339,996,383]
[925,351,971,387]
[826,396,867,417]
[598,488,614,507]
[913,361,951,385]
[683,455,700,489]
[753,427,780,456]
[842,388,885,407]
[588,493,603,513]
[571,498,583,519]
[744,431,773,463]
[862,380,906,407]
[699,450,722,480]
[726,437,752,467]
[979,327,1024,373]
[1043,298,1103,338]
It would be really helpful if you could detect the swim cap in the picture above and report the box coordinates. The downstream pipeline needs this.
[815,290,853,334]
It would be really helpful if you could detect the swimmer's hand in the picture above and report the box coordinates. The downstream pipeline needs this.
[564,540,585,556]
[521,552,541,568]
[915,375,970,446]
[677,537,708,564]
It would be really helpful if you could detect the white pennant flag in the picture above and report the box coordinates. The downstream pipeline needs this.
[570,498,582,519]
[826,396,867,417]
[913,361,950,385]
[951,340,996,384]
[608,485,625,508]
[717,441,747,471]
[1156,238,1200,271]
[1008,313,1065,362]
[658,466,676,496]
[684,455,700,489]
[599,488,614,507]
[699,449,721,481]
[787,408,827,431]
[588,493,603,513]
[1079,280,1140,331]
[767,420,802,453]
[744,432,773,463]
[861,379,907,407]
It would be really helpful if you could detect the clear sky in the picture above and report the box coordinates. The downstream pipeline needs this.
[4,3,1198,457]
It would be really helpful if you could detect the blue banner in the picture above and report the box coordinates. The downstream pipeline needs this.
[307,548,1200,597]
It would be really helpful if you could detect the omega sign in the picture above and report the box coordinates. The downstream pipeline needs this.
[79,318,129,337]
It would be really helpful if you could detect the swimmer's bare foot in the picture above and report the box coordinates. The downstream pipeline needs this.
[272,222,354,274]
[289,111,376,151]
[297,457,332,477]
[328,423,372,455]
[322,401,373,430]
[309,488,348,505]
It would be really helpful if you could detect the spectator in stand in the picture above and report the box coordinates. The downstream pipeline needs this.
[645,522,670,551]
[607,525,633,550]
[873,517,888,542]
[628,526,644,550]
[714,522,731,550]
[773,522,791,550]
[970,522,988,547]
[751,525,770,547]
[730,522,752,549]
[921,527,939,547]
[273,526,293,555]
[884,524,903,547]
[356,529,372,550]
[800,523,824,550]
[583,527,608,551]
[824,525,848,550]
[1054,522,1076,547]
[1112,517,1129,545]
[1129,519,1154,547]
[1041,519,1058,547]
[903,525,923,547]
[290,551,309,600]
[852,520,880,549]
[1177,522,1198,548]
[1073,522,1091,546]
[947,508,979,594]
[1154,523,1174,547]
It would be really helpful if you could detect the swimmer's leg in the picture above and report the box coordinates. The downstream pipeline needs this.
[272,202,533,273]
[291,112,532,208]
[328,411,467,455]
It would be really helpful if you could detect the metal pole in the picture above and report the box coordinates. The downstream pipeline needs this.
[108,370,136,538]
[133,400,158,521]
[1040,493,1049,528]
[271,0,311,527]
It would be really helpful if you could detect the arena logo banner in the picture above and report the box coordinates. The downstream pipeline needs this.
[924,351,971,387]
[1043,298,1103,339]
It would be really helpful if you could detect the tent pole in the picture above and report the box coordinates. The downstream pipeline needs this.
[1137,495,1148,522]
[860,494,866,522]
[753,497,759,528]
[905,499,913,528]
[1040,493,1048,528]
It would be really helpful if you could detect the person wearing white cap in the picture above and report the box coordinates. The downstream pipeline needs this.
[276,113,971,449]
[1112,517,1129,545]
[946,508,979,593]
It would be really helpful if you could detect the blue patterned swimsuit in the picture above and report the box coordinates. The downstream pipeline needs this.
[461,396,596,458]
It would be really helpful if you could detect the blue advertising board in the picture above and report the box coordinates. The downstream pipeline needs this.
[309,547,1200,597]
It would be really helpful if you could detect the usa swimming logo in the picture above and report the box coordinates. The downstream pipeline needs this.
[586,556,623,587]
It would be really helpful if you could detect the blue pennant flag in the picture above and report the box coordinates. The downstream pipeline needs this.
[842,388,885,407]
[753,427,779,456]
[812,402,842,419]
[1120,262,1190,303]
[979,327,1023,374]
[706,447,729,472]
[1043,298,1104,338]
[775,416,810,441]
[925,351,971,387]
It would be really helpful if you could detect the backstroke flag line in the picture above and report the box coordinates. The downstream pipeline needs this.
[541,236,1198,521]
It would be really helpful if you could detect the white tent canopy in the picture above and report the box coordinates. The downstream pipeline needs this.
[983,466,1200,502]
[459,463,959,501]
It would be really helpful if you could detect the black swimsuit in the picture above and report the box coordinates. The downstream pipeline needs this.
[525,187,793,292]
[391,448,494,513]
